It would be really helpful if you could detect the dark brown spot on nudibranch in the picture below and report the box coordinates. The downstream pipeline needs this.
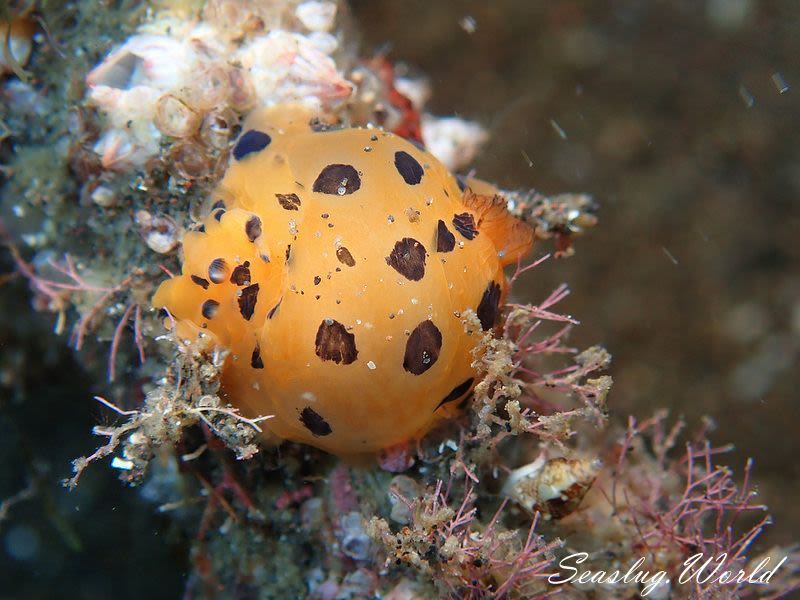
[233,129,271,160]
[453,213,479,240]
[238,283,259,320]
[251,344,264,369]
[312,164,361,195]
[285,245,292,263]
[300,407,332,436]
[276,193,302,210]
[268,299,282,319]
[315,319,358,364]
[230,262,251,286]
[436,220,456,253]
[403,320,442,375]
[245,216,262,242]
[336,246,356,267]
[201,299,219,320]
[385,238,427,281]
[477,281,502,331]
[313,275,321,285]
[436,378,475,409]
[208,258,227,283]
[394,150,424,185]
[191,275,210,289]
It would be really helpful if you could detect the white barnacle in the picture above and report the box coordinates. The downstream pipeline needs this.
[296,1,338,33]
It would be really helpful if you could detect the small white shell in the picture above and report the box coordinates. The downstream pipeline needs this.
[502,455,599,519]
[0,18,34,75]
[90,185,115,207]
[137,212,180,254]
[155,94,201,138]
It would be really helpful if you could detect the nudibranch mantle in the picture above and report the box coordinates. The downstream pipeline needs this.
[154,106,533,456]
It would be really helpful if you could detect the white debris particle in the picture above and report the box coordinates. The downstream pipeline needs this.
[520,148,533,167]
[111,457,134,470]
[738,84,755,108]
[771,72,790,94]
[459,15,477,34]
[367,360,376,370]
[550,118,568,139]
[661,246,679,265]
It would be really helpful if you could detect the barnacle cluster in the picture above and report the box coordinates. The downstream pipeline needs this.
[84,0,351,171]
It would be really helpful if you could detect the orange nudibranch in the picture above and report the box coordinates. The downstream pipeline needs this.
[154,106,533,457]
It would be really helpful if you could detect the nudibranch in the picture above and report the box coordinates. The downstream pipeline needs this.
[154,106,533,457]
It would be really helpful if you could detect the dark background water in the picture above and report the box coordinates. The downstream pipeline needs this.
[1,1,798,598]
[351,0,799,544]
